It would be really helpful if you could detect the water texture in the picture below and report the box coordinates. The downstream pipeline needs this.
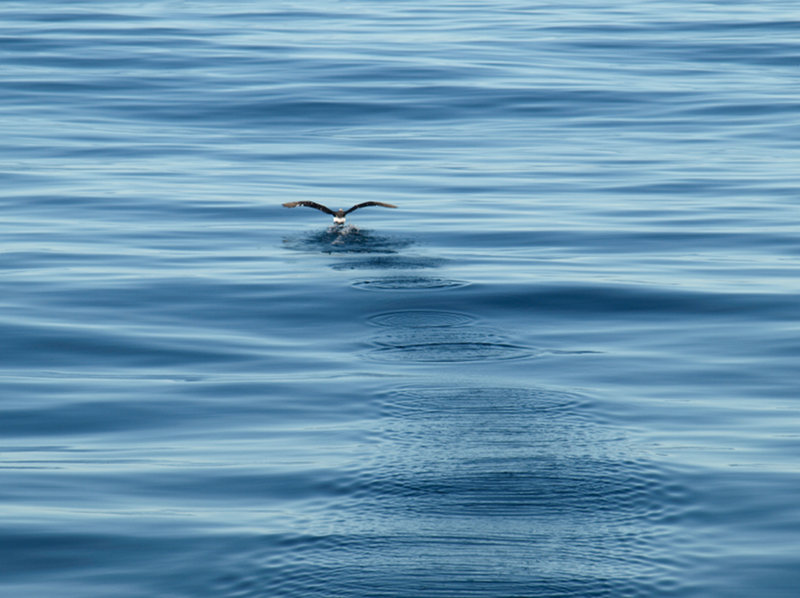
[2,1,800,596]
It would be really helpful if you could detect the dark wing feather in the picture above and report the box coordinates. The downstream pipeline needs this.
[344,201,398,215]
[282,201,336,216]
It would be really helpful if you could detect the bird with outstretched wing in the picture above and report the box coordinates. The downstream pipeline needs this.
[282,201,397,225]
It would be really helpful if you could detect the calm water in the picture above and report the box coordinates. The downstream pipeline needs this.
[3,1,800,596]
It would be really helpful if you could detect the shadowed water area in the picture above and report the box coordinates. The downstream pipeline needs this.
[3,1,800,597]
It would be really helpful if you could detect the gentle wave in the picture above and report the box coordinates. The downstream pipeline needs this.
[3,1,800,596]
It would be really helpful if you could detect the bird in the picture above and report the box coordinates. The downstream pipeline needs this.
[282,201,397,225]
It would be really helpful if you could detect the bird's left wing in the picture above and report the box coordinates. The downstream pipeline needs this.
[282,201,336,215]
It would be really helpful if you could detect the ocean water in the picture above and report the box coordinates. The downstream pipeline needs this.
[2,1,800,596]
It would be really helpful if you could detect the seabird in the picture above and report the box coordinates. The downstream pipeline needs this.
[282,201,397,225]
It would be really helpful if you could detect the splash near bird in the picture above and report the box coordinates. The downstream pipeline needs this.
[282,201,397,225]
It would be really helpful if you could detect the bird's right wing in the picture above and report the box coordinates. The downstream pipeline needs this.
[282,201,336,215]
[344,201,398,215]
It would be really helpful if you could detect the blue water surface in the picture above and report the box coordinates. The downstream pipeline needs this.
[3,1,800,596]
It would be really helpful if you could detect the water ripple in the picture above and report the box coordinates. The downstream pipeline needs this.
[352,276,470,291]
[367,310,477,328]
[367,328,535,363]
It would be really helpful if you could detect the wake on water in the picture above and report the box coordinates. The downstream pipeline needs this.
[283,225,413,254]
